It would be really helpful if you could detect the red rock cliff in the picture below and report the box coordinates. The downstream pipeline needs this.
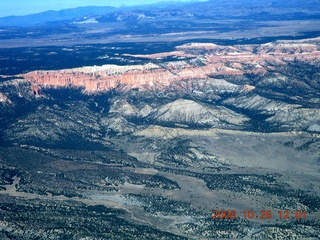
[21,38,320,93]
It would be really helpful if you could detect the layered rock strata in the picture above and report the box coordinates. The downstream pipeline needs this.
[21,38,320,93]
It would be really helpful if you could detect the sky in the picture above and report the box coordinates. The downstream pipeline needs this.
[0,0,207,18]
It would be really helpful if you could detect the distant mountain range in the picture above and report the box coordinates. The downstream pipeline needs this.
[0,1,191,27]
[0,6,116,27]
[0,0,319,27]
[0,0,319,49]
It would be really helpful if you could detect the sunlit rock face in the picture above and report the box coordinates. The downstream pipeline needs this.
[21,38,320,93]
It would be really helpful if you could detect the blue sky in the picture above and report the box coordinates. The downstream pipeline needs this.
[0,0,207,18]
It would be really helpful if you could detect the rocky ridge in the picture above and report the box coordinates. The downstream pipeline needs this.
[15,38,320,133]
[21,38,320,93]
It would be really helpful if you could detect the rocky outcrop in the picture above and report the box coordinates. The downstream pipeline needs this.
[148,99,248,127]
[31,85,42,97]
[0,92,12,104]
[20,38,320,93]
[12,38,320,133]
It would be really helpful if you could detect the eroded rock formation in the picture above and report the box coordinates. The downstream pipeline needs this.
[21,38,320,93]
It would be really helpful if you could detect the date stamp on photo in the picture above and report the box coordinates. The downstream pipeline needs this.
[212,209,307,220]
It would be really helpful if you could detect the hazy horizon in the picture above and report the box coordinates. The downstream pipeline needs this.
[0,0,208,18]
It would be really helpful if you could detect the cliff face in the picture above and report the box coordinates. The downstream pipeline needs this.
[23,63,176,92]
[21,38,320,93]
